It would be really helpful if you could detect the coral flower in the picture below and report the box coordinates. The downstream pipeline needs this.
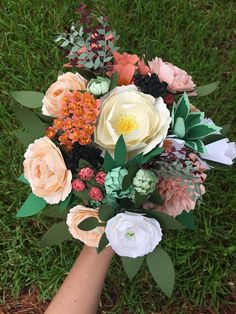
[108,51,139,85]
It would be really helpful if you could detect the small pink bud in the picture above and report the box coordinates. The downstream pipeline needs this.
[79,167,94,181]
[163,93,174,106]
[72,179,85,192]
[88,187,104,201]
[95,171,106,185]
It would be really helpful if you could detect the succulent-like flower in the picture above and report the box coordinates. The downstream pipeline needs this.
[133,169,157,195]
[105,167,131,199]
[87,76,111,96]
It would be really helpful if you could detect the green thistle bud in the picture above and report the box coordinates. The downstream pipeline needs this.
[133,169,157,195]
[105,167,131,199]
[87,76,111,96]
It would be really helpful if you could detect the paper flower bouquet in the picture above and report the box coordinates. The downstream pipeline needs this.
[12,5,236,297]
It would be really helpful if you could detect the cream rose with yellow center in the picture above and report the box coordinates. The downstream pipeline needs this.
[95,85,171,155]
[24,136,72,204]
[66,205,104,247]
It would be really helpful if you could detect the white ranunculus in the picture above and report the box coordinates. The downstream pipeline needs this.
[200,138,236,165]
[105,212,162,258]
[95,85,171,155]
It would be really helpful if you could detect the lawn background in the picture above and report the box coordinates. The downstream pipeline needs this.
[0,0,236,313]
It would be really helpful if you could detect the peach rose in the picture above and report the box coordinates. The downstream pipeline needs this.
[42,72,87,117]
[66,205,104,247]
[148,57,195,92]
[24,136,72,204]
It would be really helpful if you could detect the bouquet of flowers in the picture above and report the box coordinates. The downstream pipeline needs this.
[12,5,236,297]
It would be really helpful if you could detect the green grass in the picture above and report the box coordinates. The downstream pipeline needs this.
[1,0,236,313]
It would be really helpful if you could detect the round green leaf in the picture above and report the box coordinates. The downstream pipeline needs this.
[11,91,44,108]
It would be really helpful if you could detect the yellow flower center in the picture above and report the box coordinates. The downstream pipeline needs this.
[113,115,138,135]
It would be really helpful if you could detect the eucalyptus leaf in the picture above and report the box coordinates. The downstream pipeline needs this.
[16,193,46,217]
[39,221,71,248]
[14,129,35,147]
[11,91,44,109]
[122,256,144,280]
[146,247,175,297]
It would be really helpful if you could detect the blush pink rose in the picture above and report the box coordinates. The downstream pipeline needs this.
[23,137,72,204]
[95,171,106,185]
[66,205,104,247]
[148,57,195,92]
[79,167,94,181]
[72,179,85,192]
[42,72,87,117]
[88,187,104,201]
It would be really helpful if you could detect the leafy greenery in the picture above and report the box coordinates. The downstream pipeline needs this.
[1,0,236,312]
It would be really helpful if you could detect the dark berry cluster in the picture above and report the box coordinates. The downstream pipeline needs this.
[63,143,103,173]
[134,73,168,98]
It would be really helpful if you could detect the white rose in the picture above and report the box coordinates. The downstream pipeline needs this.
[24,137,72,204]
[200,138,236,166]
[105,212,162,258]
[42,72,87,117]
[95,85,171,155]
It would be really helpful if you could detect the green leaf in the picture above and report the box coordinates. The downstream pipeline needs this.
[146,247,175,297]
[98,204,115,222]
[185,140,198,151]
[196,81,220,96]
[187,123,221,140]
[149,190,164,205]
[135,192,149,208]
[16,193,46,217]
[42,206,67,219]
[35,112,54,124]
[103,151,116,173]
[11,91,44,108]
[79,159,92,169]
[122,164,139,190]
[109,72,118,91]
[195,139,207,153]
[146,210,185,230]
[176,211,195,230]
[14,129,37,147]
[122,256,144,280]
[173,117,185,138]
[174,92,190,121]
[59,194,72,212]
[12,104,45,140]
[114,135,127,166]
[141,147,164,164]
[185,112,204,132]
[75,68,96,80]
[97,233,109,254]
[203,133,225,145]
[73,190,90,201]
[78,217,99,231]
[39,221,71,248]
[220,124,230,136]
[128,152,143,166]
[18,174,29,184]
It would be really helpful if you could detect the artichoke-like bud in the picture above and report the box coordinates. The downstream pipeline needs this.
[133,169,157,195]
[105,167,131,199]
[87,76,111,96]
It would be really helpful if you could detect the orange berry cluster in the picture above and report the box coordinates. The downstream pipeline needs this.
[46,90,100,150]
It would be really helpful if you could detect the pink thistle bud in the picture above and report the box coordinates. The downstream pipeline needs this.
[95,171,106,185]
[88,187,104,201]
[79,167,94,181]
[72,179,85,192]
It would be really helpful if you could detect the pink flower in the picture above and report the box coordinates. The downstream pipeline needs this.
[72,179,85,192]
[95,171,106,185]
[144,177,205,217]
[137,59,150,76]
[148,57,195,92]
[79,167,94,181]
[88,187,104,201]
[107,51,139,86]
